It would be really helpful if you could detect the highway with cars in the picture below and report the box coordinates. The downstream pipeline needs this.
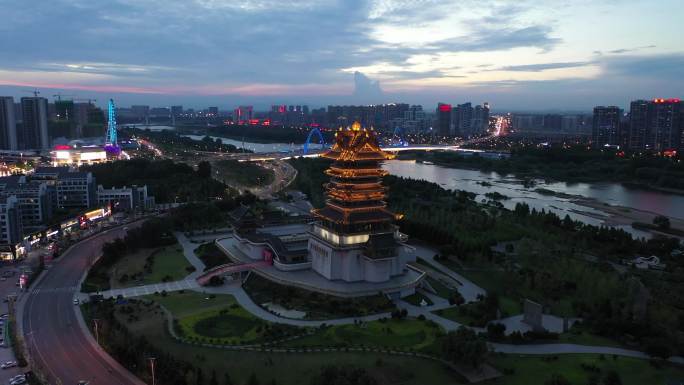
[19,224,145,385]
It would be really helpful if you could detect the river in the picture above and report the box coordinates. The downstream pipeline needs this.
[129,125,324,153]
[134,125,684,239]
[382,160,684,239]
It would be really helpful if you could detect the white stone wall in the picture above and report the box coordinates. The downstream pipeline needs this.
[236,240,265,261]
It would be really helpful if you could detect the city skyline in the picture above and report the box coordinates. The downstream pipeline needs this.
[0,0,682,110]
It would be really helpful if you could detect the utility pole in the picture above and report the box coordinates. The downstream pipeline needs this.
[92,318,100,345]
[148,357,156,385]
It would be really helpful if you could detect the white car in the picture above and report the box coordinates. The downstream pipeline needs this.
[1,361,16,369]
[9,377,25,385]
[9,375,23,381]
[73,298,79,305]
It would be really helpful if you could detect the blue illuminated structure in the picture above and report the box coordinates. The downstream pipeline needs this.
[390,126,407,147]
[105,98,121,154]
[303,127,325,155]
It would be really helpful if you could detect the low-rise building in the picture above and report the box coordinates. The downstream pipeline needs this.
[97,184,154,211]
[0,195,23,259]
[0,175,53,233]
[33,167,97,209]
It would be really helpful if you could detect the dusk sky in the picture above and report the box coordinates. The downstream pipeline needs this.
[0,0,682,111]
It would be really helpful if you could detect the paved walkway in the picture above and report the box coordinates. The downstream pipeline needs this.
[410,243,486,302]
[87,278,200,299]
[491,343,684,364]
[175,232,207,278]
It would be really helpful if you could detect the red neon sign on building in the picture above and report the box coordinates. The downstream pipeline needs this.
[438,104,452,112]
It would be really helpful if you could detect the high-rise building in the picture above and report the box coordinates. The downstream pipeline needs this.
[233,106,252,122]
[628,100,650,150]
[20,97,49,150]
[436,103,452,137]
[0,97,18,150]
[592,106,622,147]
[651,98,681,151]
[208,106,219,117]
[629,98,682,151]
[171,105,183,117]
[452,102,473,137]
[543,114,562,131]
[473,103,490,135]
[131,105,150,120]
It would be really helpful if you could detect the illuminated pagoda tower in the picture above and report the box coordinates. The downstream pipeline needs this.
[309,122,410,283]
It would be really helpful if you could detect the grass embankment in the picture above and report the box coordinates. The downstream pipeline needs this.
[489,353,684,385]
[152,291,444,352]
[243,274,396,319]
[214,159,275,187]
[194,242,231,270]
[105,295,460,385]
[111,245,193,289]
[283,319,443,352]
[425,276,458,299]
[146,291,299,345]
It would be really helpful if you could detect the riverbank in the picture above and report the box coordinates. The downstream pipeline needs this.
[571,197,684,238]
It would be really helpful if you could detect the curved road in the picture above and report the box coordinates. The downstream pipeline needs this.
[20,224,145,385]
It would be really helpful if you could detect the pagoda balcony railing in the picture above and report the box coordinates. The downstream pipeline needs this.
[325,201,388,211]
[325,169,388,178]
[326,190,387,198]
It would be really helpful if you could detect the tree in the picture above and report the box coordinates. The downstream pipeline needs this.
[196,368,205,385]
[210,370,219,385]
[486,323,506,341]
[601,370,622,385]
[247,373,260,385]
[441,327,488,368]
[544,374,571,385]
[223,373,233,385]
[653,215,670,230]
[198,161,212,179]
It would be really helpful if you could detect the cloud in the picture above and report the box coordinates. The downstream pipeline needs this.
[497,61,595,72]
[594,45,657,55]
[353,71,384,102]
[600,53,684,79]
[437,26,561,53]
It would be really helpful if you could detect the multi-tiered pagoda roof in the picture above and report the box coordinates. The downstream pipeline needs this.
[312,122,399,232]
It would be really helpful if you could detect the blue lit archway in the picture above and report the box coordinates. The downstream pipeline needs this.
[303,127,325,155]
[390,126,407,147]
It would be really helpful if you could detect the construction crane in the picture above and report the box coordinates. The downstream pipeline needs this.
[21,89,41,97]
[53,93,75,101]
[73,98,97,105]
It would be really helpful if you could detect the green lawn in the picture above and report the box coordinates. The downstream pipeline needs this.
[144,291,237,317]
[110,301,464,385]
[145,291,300,345]
[489,353,684,385]
[283,318,444,351]
[557,324,624,348]
[433,306,478,327]
[498,296,522,317]
[144,246,193,283]
[111,245,193,288]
